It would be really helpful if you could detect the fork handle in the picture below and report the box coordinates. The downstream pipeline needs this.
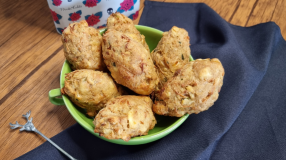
[34,129,77,160]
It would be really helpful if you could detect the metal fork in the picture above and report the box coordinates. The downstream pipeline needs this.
[9,111,77,160]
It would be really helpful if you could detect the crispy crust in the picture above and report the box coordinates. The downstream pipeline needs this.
[62,69,121,117]
[62,20,106,71]
[151,26,191,91]
[102,29,159,95]
[153,58,225,117]
[106,12,150,52]
[93,96,156,141]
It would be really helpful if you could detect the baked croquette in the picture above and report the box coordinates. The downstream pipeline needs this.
[94,96,156,141]
[151,26,191,90]
[106,12,150,52]
[61,69,121,117]
[62,20,106,71]
[102,29,159,95]
[153,58,224,117]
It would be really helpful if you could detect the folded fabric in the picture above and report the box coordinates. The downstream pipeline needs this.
[17,1,286,159]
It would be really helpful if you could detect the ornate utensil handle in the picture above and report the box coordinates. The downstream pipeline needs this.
[9,111,77,160]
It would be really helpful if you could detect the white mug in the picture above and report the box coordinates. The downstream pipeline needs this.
[47,0,140,34]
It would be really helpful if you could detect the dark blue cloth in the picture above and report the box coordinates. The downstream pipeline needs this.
[17,1,286,160]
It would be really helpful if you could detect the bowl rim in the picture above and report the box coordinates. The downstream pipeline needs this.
[60,25,192,145]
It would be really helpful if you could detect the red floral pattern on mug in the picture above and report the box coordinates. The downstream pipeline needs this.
[128,10,139,20]
[85,12,102,26]
[83,0,101,8]
[120,0,134,11]
[97,24,106,29]
[50,9,62,24]
[68,10,82,21]
[52,0,62,6]
[133,11,139,20]
[117,0,137,13]
[57,27,66,34]
[47,0,140,34]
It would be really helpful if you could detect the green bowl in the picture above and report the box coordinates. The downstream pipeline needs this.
[49,25,193,145]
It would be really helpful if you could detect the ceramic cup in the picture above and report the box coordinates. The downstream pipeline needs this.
[47,0,140,34]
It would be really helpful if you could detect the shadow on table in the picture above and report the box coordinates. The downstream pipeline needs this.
[0,0,57,33]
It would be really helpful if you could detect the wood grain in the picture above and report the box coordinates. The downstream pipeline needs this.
[0,0,285,159]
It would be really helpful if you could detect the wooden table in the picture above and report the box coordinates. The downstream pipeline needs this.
[1,0,285,159]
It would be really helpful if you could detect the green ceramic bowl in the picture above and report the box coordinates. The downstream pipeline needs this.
[49,25,193,145]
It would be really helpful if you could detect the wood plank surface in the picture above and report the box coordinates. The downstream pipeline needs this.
[0,0,285,159]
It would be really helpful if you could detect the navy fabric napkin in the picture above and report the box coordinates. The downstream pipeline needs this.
[17,1,286,160]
